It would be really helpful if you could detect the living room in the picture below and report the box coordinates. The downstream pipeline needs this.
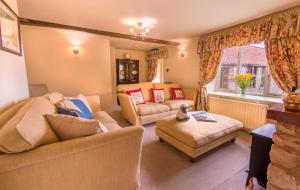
[0,0,299,190]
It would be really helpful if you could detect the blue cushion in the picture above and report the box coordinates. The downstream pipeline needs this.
[57,107,80,117]
[70,99,93,119]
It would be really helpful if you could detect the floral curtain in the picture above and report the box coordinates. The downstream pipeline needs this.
[265,36,300,92]
[147,48,168,81]
[197,50,222,110]
[196,6,300,110]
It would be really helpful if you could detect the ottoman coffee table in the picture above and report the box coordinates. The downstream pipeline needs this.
[155,112,243,161]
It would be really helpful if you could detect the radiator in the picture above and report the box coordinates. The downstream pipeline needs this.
[208,96,269,130]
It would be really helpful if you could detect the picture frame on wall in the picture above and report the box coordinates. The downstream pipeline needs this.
[0,0,22,56]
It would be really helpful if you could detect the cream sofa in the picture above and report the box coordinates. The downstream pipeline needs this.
[0,95,144,190]
[117,82,198,125]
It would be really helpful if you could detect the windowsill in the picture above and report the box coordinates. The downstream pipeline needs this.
[208,91,283,105]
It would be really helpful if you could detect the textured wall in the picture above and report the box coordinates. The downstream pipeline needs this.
[0,0,29,112]
[21,26,113,112]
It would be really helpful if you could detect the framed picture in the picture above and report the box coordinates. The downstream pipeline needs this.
[0,0,22,55]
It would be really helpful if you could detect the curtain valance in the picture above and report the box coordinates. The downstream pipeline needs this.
[197,6,300,53]
[146,47,168,81]
[147,47,168,60]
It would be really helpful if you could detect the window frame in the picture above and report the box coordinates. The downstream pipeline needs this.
[215,44,284,98]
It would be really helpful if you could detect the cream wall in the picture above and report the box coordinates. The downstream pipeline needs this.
[164,38,215,91]
[111,48,147,110]
[0,0,29,112]
[21,26,113,112]
[164,38,199,89]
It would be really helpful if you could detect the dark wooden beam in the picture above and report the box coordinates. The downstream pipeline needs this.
[20,18,180,46]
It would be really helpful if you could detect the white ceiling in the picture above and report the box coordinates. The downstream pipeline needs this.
[17,0,300,49]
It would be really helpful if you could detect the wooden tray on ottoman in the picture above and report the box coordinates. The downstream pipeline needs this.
[155,112,243,161]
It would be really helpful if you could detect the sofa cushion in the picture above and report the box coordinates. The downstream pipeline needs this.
[171,88,185,100]
[151,88,165,103]
[117,82,153,102]
[136,102,169,116]
[57,107,80,117]
[0,99,30,128]
[162,99,194,111]
[126,88,145,105]
[56,100,82,116]
[69,99,93,119]
[46,114,107,141]
[156,112,243,148]
[65,94,93,114]
[93,111,121,131]
[44,92,64,104]
[153,83,180,100]
[0,97,59,153]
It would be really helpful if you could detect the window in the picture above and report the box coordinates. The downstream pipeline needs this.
[152,59,164,83]
[216,42,284,97]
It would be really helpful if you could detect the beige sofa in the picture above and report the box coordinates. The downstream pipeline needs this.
[117,82,198,125]
[0,95,144,190]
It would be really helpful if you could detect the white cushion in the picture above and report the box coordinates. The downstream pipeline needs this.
[136,102,170,116]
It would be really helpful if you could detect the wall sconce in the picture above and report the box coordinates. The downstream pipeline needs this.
[124,53,131,59]
[73,46,80,55]
[178,51,185,58]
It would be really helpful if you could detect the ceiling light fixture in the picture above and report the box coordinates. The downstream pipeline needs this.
[129,21,150,39]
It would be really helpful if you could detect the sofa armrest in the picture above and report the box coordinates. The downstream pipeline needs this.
[118,93,139,125]
[0,126,144,189]
[183,88,198,110]
[85,95,101,112]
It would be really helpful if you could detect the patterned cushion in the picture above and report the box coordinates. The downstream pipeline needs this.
[151,88,165,103]
[126,88,145,105]
[171,88,185,100]
[56,100,82,116]
[70,99,93,119]
[65,94,93,113]
[46,114,107,141]
[57,107,79,117]
[152,83,180,100]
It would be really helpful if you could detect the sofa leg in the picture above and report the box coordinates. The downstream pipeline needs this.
[230,138,236,143]
[159,138,164,142]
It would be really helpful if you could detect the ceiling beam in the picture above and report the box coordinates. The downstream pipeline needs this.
[20,18,180,46]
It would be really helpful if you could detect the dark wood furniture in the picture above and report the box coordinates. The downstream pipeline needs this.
[267,104,300,125]
[246,123,276,188]
[116,59,139,85]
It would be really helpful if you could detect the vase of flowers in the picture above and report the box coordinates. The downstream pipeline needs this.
[233,73,254,96]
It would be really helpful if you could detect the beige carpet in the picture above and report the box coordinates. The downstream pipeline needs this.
[110,112,265,190]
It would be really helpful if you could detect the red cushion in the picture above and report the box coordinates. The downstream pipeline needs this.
[171,88,185,100]
[126,88,145,104]
[151,88,165,103]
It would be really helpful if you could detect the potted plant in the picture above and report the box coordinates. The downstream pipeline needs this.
[233,73,254,96]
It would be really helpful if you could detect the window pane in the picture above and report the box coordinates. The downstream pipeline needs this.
[152,59,162,83]
[216,42,283,97]
[219,47,239,91]
[269,77,284,95]
[240,44,267,95]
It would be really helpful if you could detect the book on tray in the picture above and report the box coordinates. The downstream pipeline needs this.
[192,112,217,122]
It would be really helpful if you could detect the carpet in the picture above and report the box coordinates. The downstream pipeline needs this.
[110,113,265,190]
